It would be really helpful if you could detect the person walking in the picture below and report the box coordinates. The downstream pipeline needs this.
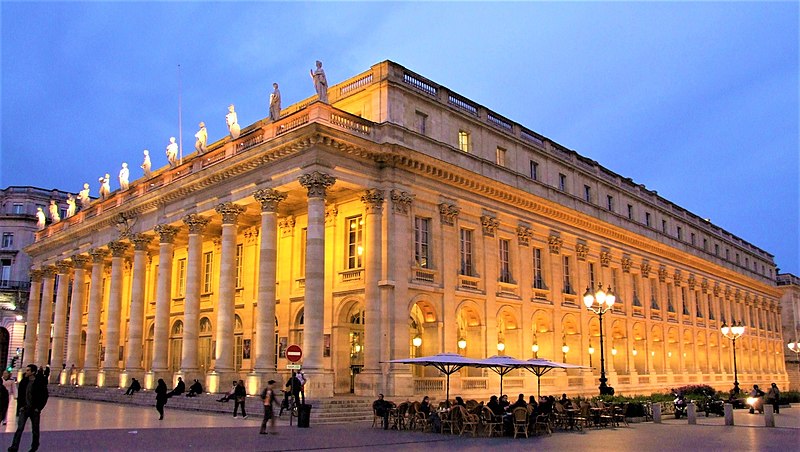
[8,364,48,452]
[259,380,277,435]
[155,378,168,420]
[766,382,781,414]
[233,380,247,418]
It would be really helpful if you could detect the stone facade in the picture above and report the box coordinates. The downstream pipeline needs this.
[22,61,788,397]
[778,273,799,390]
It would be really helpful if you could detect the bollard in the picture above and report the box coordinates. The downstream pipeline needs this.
[724,403,734,426]
[652,402,662,423]
[764,405,775,427]
[687,401,697,425]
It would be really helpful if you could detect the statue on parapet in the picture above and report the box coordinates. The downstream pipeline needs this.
[141,150,152,177]
[269,83,281,121]
[66,194,76,218]
[48,200,60,223]
[166,137,178,168]
[195,121,208,154]
[99,174,111,199]
[310,60,328,104]
[226,104,240,139]
[119,162,130,191]
[77,183,91,208]
[36,207,46,230]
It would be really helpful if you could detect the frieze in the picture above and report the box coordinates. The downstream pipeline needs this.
[114,211,137,239]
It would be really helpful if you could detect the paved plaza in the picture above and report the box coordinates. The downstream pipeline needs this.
[0,398,797,451]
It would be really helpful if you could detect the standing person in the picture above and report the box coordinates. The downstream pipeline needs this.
[8,364,48,452]
[269,83,281,121]
[259,380,277,435]
[285,371,302,407]
[766,382,781,414]
[155,378,168,420]
[43,366,50,383]
[309,60,328,103]
[296,370,306,405]
[233,380,247,418]
[2,371,16,425]
[0,374,8,427]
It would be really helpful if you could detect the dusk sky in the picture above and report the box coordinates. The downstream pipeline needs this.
[1,2,797,274]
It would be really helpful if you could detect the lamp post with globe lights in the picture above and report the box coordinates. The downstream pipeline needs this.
[583,283,616,395]
[720,320,745,395]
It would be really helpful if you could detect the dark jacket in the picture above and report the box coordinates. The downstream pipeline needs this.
[172,380,185,395]
[285,376,302,395]
[234,383,246,401]
[189,381,203,394]
[155,383,169,403]
[17,374,48,413]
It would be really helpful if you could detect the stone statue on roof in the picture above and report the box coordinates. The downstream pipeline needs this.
[166,137,178,168]
[195,121,208,154]
[66,194,76,218]
[119,163,130,191]
[78,183,91,208]
[48,200,60,223]
[269,83,281,121]
[226,105,240,139]
[310,60,328,104]
[141,150,152,177]
[36,207,46,230]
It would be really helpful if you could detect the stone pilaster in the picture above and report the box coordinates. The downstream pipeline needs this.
[253,189,286,385]
[356,189,384,396]
[151,224,179,383]
[180,214,210,382]
[83,248,109,385]
[212,203,245,382]
[100,240,130,386]
[50,260,73,381]
[23,269,44,368]
[35,266,56,366]
[123,234,152,381]
[66,256,89,374]
[298,171,335,397]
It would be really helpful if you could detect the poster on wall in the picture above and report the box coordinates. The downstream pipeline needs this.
[279,337,287,358]
[243,339,251,360]
[324,334,331,357]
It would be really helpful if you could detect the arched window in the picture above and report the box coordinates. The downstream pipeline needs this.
[169,320,184,372]
[199,317,212,373]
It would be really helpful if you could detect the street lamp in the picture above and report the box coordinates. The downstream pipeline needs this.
[720,320,745,394]
[588,342,595,367]
[412,335,422,348]
[787,340,800,372]
[561,335,569,363]
[584,283,615,395]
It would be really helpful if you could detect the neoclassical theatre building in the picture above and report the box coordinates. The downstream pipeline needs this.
[24,61,788,398]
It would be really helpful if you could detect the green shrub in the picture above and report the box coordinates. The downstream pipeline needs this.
[781,390,800,403]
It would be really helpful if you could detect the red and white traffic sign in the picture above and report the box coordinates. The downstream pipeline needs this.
[286,344,303,363]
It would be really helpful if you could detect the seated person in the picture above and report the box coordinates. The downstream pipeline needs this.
[510,393,527,411]
[125,378,141,395]
[186,379,204,397]
[169,377,185,397]
[528,395,539,413]
[487,395,504,417]
[217,381,237,402]
[373,393,393,430]
[419,396,431,416]
[455,396,466,407]
[559,393,572,409]
[498,394,510,412]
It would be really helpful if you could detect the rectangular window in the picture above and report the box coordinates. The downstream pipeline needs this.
[558,173,567,191]
[533,248,545,289]
[584,185,592,202]
[735,253,740,265]
[631,274,641,307]
[588,263,596,289]
[562,256,573,294]
[414,217,431,268]
[611,269,620,303]
[1,233,12,248]
[662,219,667,233]
[0,259,11,284]
[12,204,24,214]
[627,204,634,220]
[650,279,660,310]
[645,212,651,227]
[496,147,507,167]
[606,195,614,211]
[202,252,213,293]
[703,238,708,250]
[459,228,474,276]
[677,226,683,240]
[529,161,539,180]
[235,243,243,288]
[666,284,675,312]
[714,244,720,256]
[176,258,187,297]
[499,239,512,283]
[691,233,696,246]
[415,110,427,135]
[725,248,730,260]
[696,293,703,318]
[458,130,471,152]
[346,216,364,269]
[681,287,689,315]
[707,294,715,320]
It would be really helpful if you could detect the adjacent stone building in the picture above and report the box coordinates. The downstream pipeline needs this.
[778,273,799,390]
[23,61,788,398]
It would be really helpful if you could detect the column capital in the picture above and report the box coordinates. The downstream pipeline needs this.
[183,214,210,234]
[361,189,384,214]
[439,203,460,226]
[130,233,154,251]
[215,202,246,224]
[41,265,57,278]
[253,188,287,212]
[154,224,180,243]
[71,254,91,269]
[108,240,131,257]
[548,234,563,254]
[55,260,73,275]
[29,269,44,283]
[481,215,499,237]
[299,171,336,198]
[390,189,414,215]
[89,248,110,263]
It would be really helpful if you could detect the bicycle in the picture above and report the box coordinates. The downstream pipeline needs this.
[280,391,299,425]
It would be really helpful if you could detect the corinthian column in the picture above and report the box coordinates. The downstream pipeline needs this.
[213,202,245,380]
[35,266,56,366]
[23,270,44,368]
[50,260,73,381]
[359,189,384,394]
[100,240,130,386]
[181,214,209,382]
[83,248,109,385]
[299,171,335,397]
[151,224,179,382]
[124,234,152,382]
[253,189,286,384]
[66,256,89,372]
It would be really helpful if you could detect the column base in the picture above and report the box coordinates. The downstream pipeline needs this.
[248,371,281,396]
[304,369,334,399]
[384,368,414,399]
[146,369,175,390]
[81,368,100,386]
[354,369,383,397]
[176,369,206,392]
[206,370,241,394]
[99,368,121,387]
[121,368,145,390]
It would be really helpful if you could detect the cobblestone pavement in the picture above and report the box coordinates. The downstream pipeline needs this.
[1,398,797,451]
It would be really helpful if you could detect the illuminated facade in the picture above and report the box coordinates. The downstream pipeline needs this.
[24,61,788,397]
[778,273,799,390]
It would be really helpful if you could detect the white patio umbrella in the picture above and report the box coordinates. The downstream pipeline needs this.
[477,355,530,396]
[524,358,589,398]
[388,353,485,402]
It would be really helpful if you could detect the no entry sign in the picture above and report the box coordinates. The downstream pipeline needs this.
[286,344,303,363]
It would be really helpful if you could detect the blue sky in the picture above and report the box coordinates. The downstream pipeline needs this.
[1,2,797,274]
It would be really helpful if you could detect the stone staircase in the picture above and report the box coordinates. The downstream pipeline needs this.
[49,385,374,425]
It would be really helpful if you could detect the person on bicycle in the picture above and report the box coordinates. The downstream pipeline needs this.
[286,372,303,406]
